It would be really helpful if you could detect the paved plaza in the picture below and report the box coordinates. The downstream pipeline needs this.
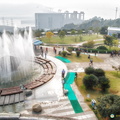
[0,46,120,120]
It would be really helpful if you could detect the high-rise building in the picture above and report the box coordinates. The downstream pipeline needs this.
[35,11,85,30]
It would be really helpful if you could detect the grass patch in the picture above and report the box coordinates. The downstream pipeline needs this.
[60,53,103,62]
[75,71,120,101]
[75,71,120,120]
[106,71,120,95]
[105,45,120,51]
[40,34,103,44]
[94,40,104,44]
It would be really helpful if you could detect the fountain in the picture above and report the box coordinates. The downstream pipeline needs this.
[0,27,42,87]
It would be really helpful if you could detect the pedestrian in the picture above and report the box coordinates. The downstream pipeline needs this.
[53,46,55,52]
[75,72,78,80]
[45,51,47,59]
[41,49,43,57]
[95,51,96,56]
[89,59,93,66]
[62,69,65,78]
[46,47,48,54]
[62,47,64,51]
[88,54,90,59]
[54,48,57,55]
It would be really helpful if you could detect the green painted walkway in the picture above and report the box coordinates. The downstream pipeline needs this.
[55,56,71,63]
[64,72,83,113]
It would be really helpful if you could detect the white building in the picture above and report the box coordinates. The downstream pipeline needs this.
[35,11,85,30]
[108,27,120,38]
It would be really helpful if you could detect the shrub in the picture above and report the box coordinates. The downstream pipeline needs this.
[98,76,110,91]
[82,41,95,48]
[83,74,98,90]
[94,68,105,77]
[97,46,108,50]
[97,94,120,119]
[82,43,88,48]
[87,40,95,48]
[76,51,81,57]
[85,98,91,102]
[67,48,73,53]
[85,67,95,75]
[67,47,112,54]
[61,51,67,57]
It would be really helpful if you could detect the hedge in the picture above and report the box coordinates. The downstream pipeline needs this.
[67,47,112,54]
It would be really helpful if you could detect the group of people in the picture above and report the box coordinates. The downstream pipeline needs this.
[88,54,93,66]
[110,50,120,57]
[39,46,48,59]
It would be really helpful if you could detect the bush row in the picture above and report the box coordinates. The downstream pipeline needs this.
[67,47,112,54]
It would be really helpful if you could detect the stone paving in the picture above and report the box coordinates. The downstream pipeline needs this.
[1,46,119,120]
[66,53,120,72]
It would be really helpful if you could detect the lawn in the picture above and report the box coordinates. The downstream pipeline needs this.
[106,71,120,95]
[40,34,103,44]
[75,71,120,120]
[75,71,120,101]
[94,40,104,44]
[61,53,104,62]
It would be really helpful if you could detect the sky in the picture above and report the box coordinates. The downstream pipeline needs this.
[0,0,120,20]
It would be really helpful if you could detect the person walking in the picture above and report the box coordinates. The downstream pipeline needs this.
[46,47,48,54]
[75,72,78,80]
[95,51,97,56]
[88,54,90,59]
[89,58,93,66]
[62,69,65,79]
[44,51,47,59]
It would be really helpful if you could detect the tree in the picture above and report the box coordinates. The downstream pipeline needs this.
[94,68,105,77]
[104,35,114,47]
[33,29,41,37]
[58,31,66,41]
[82,40,95,48]
[98,76,110,91]
[71,30,76,35]
[85,67,95,75]
[46,31,54,42]
[97,46,108,50]
[83,74,98,90]
[97,94,120,119]
[113,40,119,47]
[79,36,83,41]
[100,26,108,35]
[87,40,95,48]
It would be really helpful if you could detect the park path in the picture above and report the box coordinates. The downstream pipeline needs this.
[39,46,120,72]
[66,53,120,72]
[44,46,119,72]
[72,38,104,46]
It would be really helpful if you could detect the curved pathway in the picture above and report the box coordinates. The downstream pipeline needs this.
[66,54,120,72]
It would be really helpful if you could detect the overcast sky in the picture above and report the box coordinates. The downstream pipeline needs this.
[0,0,120,20]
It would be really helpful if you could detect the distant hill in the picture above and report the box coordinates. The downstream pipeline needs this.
[62,17,120,30]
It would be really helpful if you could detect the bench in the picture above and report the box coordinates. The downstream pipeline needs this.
[0,96,5,106]
[25,81,44,89]
[36,56,51,63]
[49,62,57,74]
[1,86,22,96]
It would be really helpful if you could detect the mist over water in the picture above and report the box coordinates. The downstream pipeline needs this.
[0,27,35,84]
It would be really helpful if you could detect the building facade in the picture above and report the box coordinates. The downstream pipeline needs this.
[35,11,85,30]
[108,27,120,38]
